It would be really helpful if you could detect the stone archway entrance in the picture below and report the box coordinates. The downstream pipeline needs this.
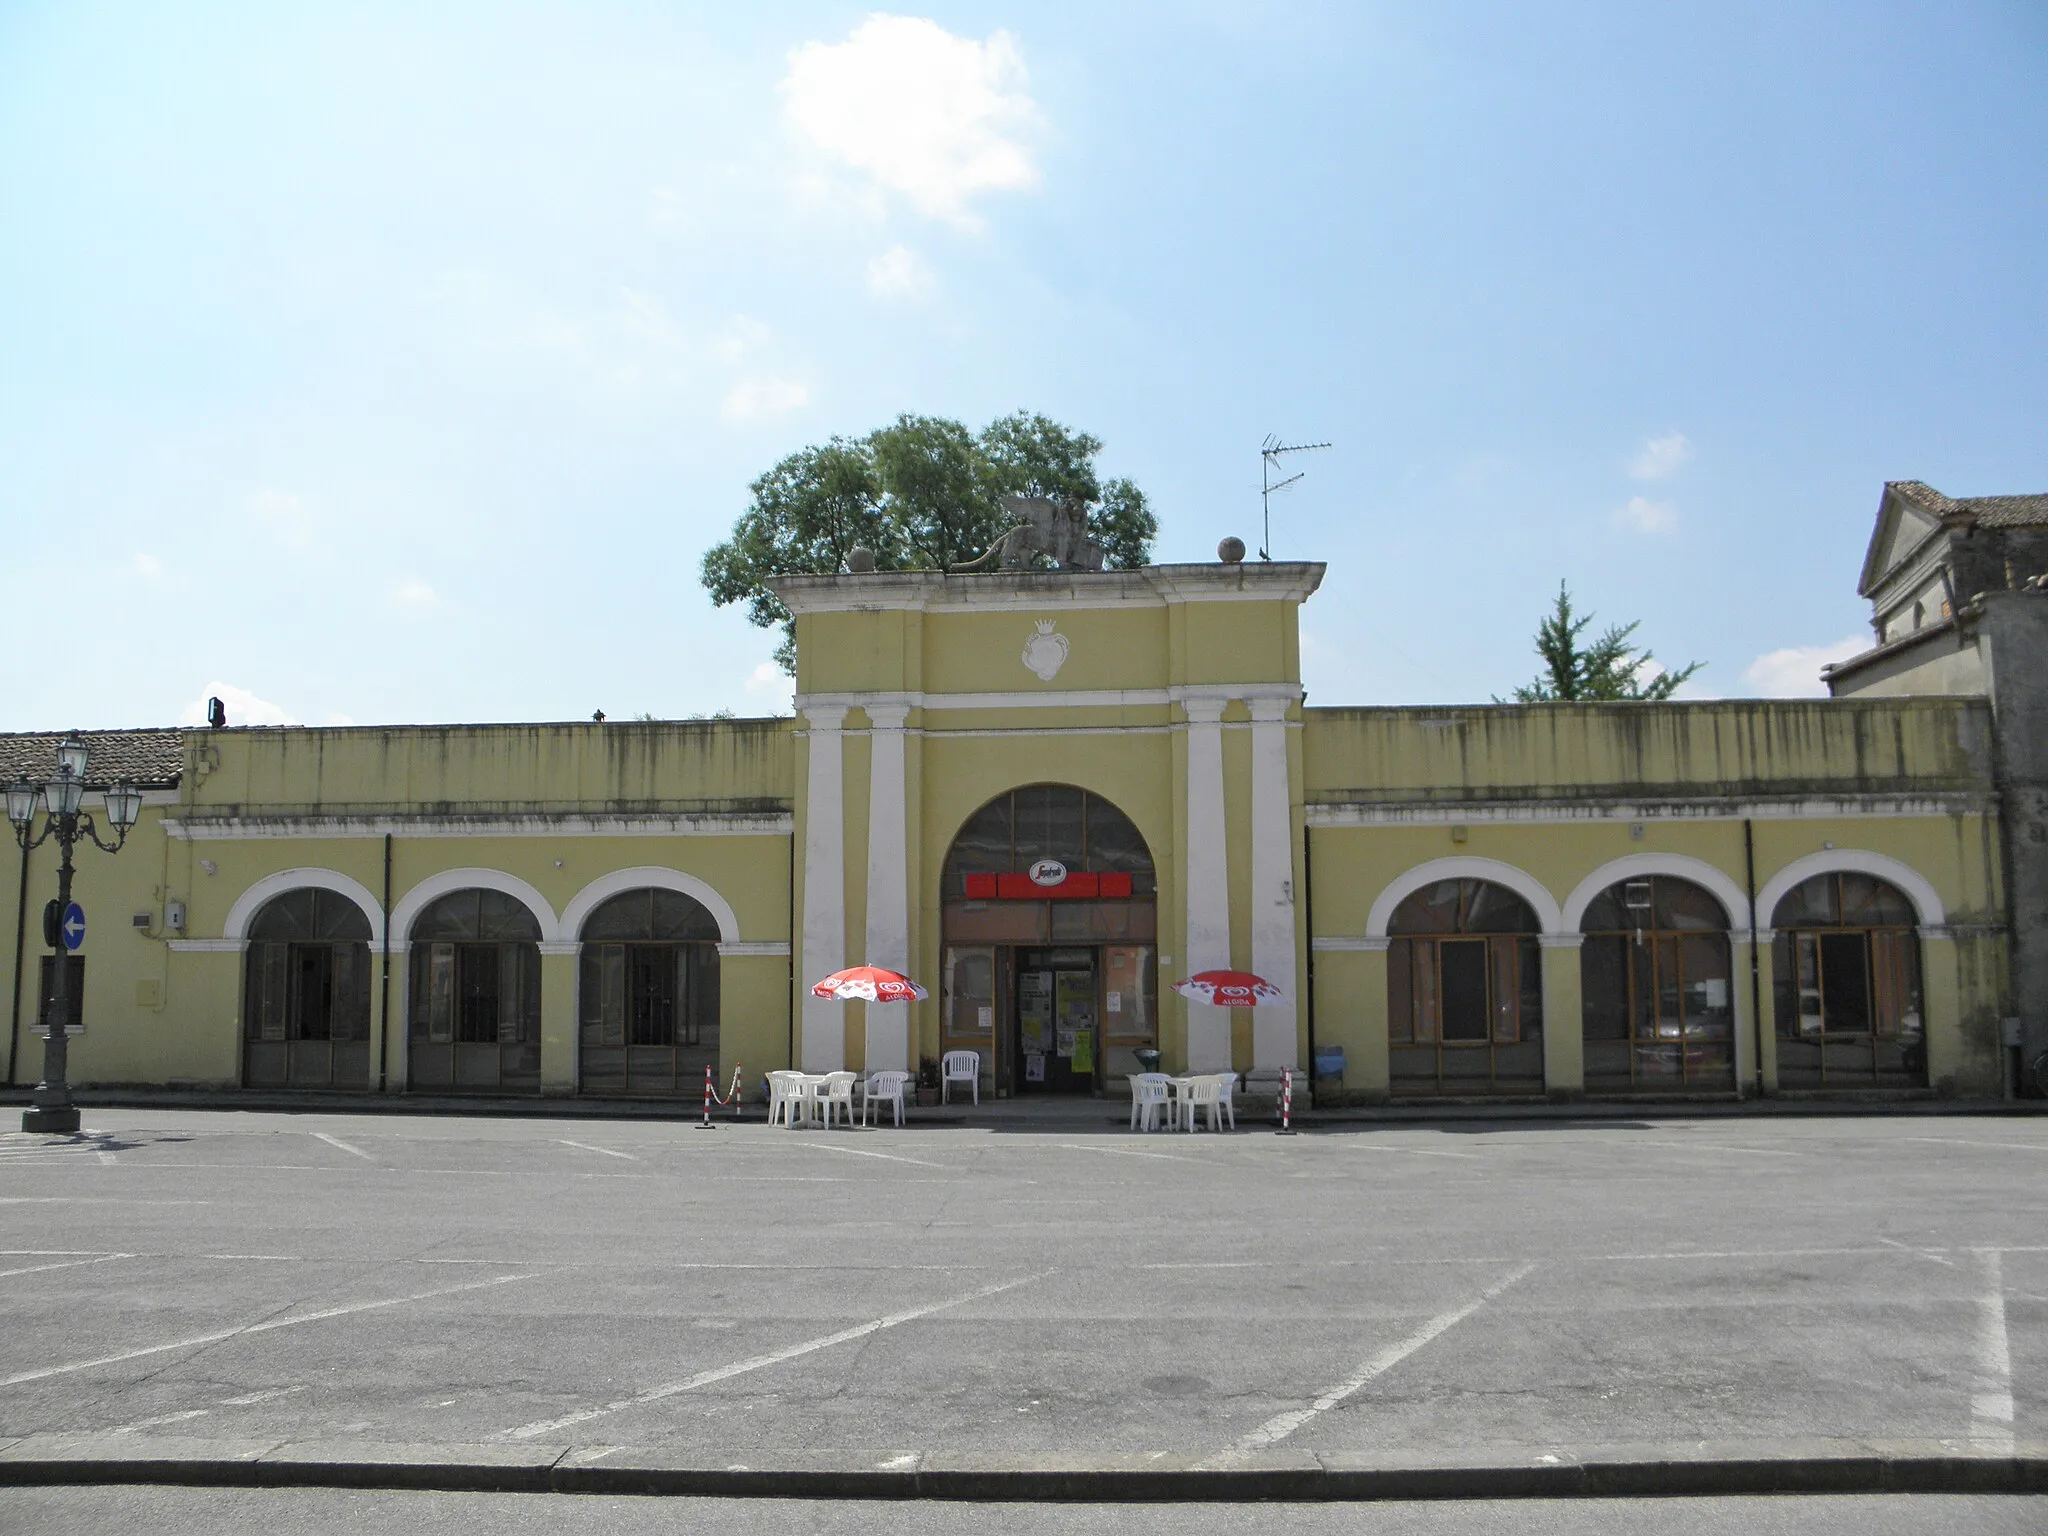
[939,785,1158,1096]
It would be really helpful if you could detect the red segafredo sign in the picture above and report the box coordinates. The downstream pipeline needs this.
[963,870,1135,901]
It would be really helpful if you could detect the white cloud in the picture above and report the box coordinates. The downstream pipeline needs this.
[1740,634,1869,698]
[711,315,773,367]
[128,552,165,583]
[180,681,297,727]
[723,377,810,422]
[866,244,935,299]
[1614,495,1679,535]
[250,487,319,548]
[390,578,440,610]
[1628,431,1692,481]
[743,659,793,715]
[321,713,357,727]
[781,14,1040,229]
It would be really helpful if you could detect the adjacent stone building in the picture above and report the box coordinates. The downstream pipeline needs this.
[1826,480,2048,1089]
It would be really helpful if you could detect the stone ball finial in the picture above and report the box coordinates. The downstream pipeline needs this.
[1217,536,1247,564]
[846,546,877,573]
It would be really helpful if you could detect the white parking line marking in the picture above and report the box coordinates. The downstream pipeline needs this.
[1217,1263,1537,1459]
[1971,1248,2015,1454]
[220,1386,306,1406]
[0,1198,210,1206]
[111,1409,211,1434]
[1878,1235,1959,1269]
[559,1140,638,1161]
[502,1271,1047,1440]
[311,1132,374,1162]
[1347,1142,1481,1161]
[1619,1139,1802,1158]
[1906,1137,2048,1154]
[0,1272,533,1389]
[1052,1143,1207,1165]
[798,1142,948,1169]
[0,1254,131,1281]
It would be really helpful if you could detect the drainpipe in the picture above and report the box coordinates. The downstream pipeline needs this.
[1744,818,1764,1095]
[7,838,27,1088]
[379,832,392,1093]
[1303,822,1317,1109]
[786,826,797,1072]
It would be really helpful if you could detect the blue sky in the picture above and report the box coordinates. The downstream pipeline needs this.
[2,1,2042,728]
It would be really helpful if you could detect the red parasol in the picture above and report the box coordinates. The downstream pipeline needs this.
[810,966,929,1004]
[1171,969,1284,1007]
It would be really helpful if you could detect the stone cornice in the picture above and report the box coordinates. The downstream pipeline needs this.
[163,811,794,841]
[770,562,1325,615]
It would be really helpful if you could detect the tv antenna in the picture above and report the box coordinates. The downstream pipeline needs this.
[1260,435,1331,560]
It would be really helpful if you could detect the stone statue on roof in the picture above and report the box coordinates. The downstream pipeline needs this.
[953,494,1107,573]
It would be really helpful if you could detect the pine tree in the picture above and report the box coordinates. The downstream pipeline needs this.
[1506,582,1703,702]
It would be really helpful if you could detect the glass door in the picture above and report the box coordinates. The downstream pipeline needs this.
[1016,948,1098,1094]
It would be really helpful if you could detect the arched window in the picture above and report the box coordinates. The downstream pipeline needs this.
[940,785,1157,1096]
[943,785,1156,903]
[407,889,542,1093]
[1772,872,1924,1088]
[243,888,373,1090]
[1386,879,1543,1096]
[1580,876,1734,1092]
[578,888,721,1096]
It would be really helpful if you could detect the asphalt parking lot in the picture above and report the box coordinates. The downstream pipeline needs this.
[0,1107,2042,1481]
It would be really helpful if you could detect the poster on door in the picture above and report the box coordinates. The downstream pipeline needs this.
[1020,971,1052,1055]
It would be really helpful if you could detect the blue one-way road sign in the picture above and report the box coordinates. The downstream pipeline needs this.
[61,902,85,952]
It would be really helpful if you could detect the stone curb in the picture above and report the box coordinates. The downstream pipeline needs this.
[0,1438,2044,1500]
[1,1087,2041,1126]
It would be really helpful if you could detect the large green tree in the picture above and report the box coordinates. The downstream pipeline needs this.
[1505,582,1704,702]
[702,411,1157,670]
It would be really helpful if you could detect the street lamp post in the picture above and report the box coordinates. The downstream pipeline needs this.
[6,734,143,1134]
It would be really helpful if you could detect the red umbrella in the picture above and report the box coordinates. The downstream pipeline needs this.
[1172,969,1284,1007]
[810,966,929,1003]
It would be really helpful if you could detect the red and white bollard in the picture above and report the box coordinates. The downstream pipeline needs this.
[730,1063,743,1121]
[1278,1067,1295,1135]
[697,1063,716,1129]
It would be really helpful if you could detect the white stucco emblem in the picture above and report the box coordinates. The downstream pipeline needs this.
[1021,619,1070,681]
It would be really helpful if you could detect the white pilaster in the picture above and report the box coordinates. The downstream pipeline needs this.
[1248,696,1299,1071]
[1183,696,1232,1072]
[800,704,848,1072]
[863,702,912,1072]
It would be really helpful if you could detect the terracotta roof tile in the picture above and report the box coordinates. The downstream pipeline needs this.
[0,730,185,787]
[1888,480,2048,528]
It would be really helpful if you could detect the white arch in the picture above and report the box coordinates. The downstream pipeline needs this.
[1365,856,1566,939]
[1562,854,1753,936]
[1754,849,1947,930]
[223,868,385,945]
[388,867,560,946]
[557,866,741,946]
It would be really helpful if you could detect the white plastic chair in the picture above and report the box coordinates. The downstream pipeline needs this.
[765,1071,806,1128]
[1177,1075,1224,1132]
[1128,1073,1171,1133]
[1214,1071,1239,1131]
[941,1050,980,1105]
[863,1070,911,1127]
[811,1071,858,1128]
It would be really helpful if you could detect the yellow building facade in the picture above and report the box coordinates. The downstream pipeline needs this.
[0,557,2015,1104]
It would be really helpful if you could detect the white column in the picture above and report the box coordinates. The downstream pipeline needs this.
[1183,696,1232,1072]
[1248,696,1299,1072]
[863,702,912,1072]
[800,704,848,1072]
